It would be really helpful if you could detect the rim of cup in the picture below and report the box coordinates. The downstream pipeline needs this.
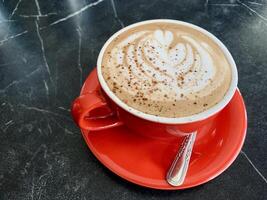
[97,19,238,124]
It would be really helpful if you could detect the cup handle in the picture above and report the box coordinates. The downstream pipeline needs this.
[71,91,123,131]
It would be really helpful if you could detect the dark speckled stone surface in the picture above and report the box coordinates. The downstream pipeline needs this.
[0,0,267,199]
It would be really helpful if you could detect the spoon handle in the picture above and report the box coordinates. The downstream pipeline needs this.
[166,132,196,186]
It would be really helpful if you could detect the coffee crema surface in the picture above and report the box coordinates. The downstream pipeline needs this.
[101,22,232,117]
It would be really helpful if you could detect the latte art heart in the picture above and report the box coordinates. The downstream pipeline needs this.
[101,22,231,117]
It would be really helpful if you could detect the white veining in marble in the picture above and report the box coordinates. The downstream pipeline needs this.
[25,144,51,200]
[209,3,239,7]
[45,0,105,28]
[5,120,13,126]
[35,21,52,79]
[237,0,267,22]
[0,30,28,46]
[6,102,14,112]
[1,0,105,46]
[58,107,70,112]
[248,1,263,6]
[2,120,14,132]
[34,0,42,16]
[50,117,76,135]
[43,80,49,97]
[30,168,35,200]
[110,0,124,28]
[241,150,267,184]
[27,87,34,101]
[0,80,19,92]
[0,67,40,93]
[37,128,43,135]
[33,0,54,88]
[47,122,52,135]
[19,104,71,121]
[9,0,23,19]
[76,27,83,87]
[19,13,57,18]
[0,19,17,24]
[209,1,267,25]
[205,0,209,9]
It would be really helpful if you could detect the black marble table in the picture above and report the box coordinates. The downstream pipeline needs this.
[0,0,266,199]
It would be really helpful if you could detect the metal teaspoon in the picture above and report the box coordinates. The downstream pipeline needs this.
[166,132,196,186]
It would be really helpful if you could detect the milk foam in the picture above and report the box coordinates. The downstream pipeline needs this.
[101,22,232,117]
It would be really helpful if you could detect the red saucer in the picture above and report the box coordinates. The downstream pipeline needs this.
[79,68,247,190]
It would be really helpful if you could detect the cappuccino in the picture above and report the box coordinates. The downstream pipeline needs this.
[101,22,232,117]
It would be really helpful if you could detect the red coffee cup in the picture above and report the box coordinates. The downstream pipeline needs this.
[71,20,238,138]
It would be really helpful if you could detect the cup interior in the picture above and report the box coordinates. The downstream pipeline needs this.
[97,19,238,124]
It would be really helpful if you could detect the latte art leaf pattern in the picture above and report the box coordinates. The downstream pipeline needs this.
[111,30,214,97]
[101,23,232,117]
